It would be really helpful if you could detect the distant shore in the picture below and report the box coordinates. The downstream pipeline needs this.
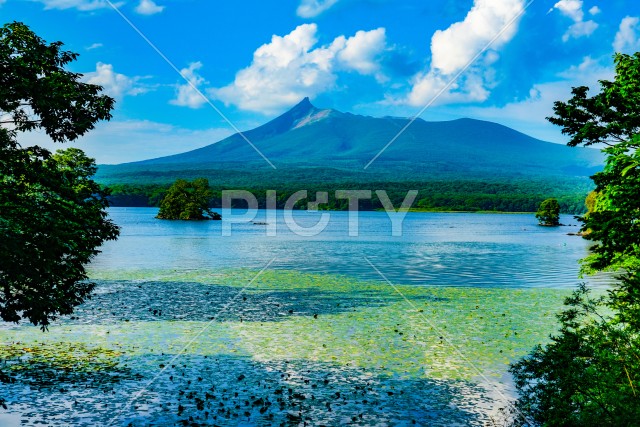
[110,206,586,216]
[406,209,536,214]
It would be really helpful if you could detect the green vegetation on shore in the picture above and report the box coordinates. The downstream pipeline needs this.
[104,178,591,214]
[509,52,640,425]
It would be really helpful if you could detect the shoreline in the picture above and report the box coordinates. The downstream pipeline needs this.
[110,206,584,216]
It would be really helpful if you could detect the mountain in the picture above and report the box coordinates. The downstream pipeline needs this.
[96,98,603,185]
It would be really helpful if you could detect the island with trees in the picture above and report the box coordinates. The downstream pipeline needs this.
[535,197,561,226]
[156,178,221,220]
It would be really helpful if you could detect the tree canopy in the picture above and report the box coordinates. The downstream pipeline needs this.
[535,198,560,226]
[0,22,118,329]
[0,22,114,141]
[509,53,640,425]
[549,54,640,274]
[156,178,221,220]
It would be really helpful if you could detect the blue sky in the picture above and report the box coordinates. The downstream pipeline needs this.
[3,0,639,163]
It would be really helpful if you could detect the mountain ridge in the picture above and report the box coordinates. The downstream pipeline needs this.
[98,98,603,183]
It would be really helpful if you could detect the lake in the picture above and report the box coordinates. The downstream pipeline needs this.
[0,208,612,426]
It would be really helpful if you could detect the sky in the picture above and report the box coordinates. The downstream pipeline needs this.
[2,0,640,164]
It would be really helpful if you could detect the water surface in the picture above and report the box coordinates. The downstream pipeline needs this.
[0,208,611,426]
[91,208,606,288]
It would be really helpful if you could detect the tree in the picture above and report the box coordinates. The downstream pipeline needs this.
[510,53,640,425]
[156,178,221,220]
[0,22,118,329]
[584,190,598,216]
[509,284,640,426]
[535,198,560,226]
[548,52,640,273]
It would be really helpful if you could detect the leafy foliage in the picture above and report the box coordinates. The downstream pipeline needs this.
[584,190,598,215]
[580,145,640,274]
[0,134,118,328]
[547,53,640,148]
[548,52,640,273]
[0,22,114,141]
[0,22,118,329]
[510,284,640,426]
[156,178,220,220]
[535,198,560,226]
[511,53,640,425]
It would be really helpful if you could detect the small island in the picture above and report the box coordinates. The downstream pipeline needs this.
[535,197,561,226]
[156,178,221,220]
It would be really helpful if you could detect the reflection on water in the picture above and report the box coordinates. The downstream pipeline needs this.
[91,208,612,289]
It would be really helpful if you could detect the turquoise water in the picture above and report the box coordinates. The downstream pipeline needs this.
[91,208,605,288]
[0,208,611,426]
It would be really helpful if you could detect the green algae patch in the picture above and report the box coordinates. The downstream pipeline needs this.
[0,341,138,387]
[229,285,573,382]
[0,269,591,425]
[2,270,577,384]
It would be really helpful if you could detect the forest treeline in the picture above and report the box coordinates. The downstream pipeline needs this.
[105,179,591,214]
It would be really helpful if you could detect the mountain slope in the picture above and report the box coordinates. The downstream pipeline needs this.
[97,98,603,184]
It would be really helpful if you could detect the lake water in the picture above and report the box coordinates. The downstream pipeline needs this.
[92,208,606,288]
[0,208,613,426]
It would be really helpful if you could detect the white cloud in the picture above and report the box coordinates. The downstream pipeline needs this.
[84,63,149,99]
[462,56,614,143]
[86,42,103,50]
[402,0,524,107]
[613,16,640,53]
[553,0,583,21]
[563,20,598,42]
[336,28,387,81]
[170,62,207,109]
[557,55,610,80]
[552,0,598,41]
[296,0,338,18]
[430,0,524,75]
[135,0,164,15]
[210,24,388,113]
[20,120,235,164]
[35,0,121,11]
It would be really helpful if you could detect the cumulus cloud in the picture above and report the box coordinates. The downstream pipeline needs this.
[296,0,338,18]
[35,0,121,11]
[553,0,583,21]
[84,63,149,99]
[135,0,164,15]
[430,0,523,75]
[336,28,387,80]
[170,62,208,109]
[613,16,640,53]
[552,0,598,42]
[402,0,524,107]
[210,24,388,113]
